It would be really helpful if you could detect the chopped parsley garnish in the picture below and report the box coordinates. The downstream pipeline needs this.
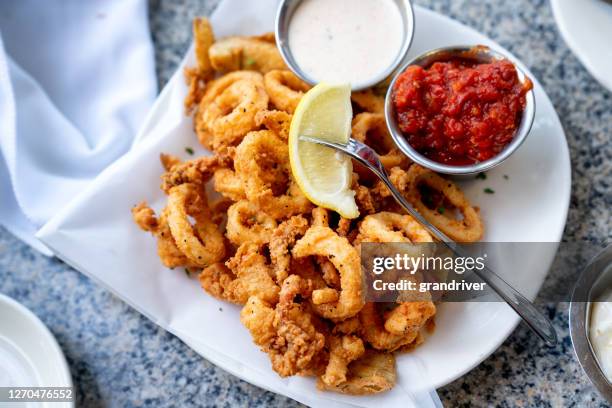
[475,172,487,180]
[484,188,495,194]
[437,206,445,214]
[244,58,256,67]
[185,147,194,155]
[503,174,509,180]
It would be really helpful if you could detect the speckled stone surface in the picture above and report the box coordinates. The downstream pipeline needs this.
[0,0,610,406]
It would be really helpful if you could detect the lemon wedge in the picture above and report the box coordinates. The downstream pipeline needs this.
[289,83,358,219]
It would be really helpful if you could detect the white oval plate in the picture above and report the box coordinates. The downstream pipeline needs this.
[551,0,612,91]
[36,0,571,404]
[0,294,73,408]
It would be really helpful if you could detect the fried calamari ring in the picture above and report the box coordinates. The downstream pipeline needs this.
[292,226,364,320]
[235,130,312,219]
[317,350,396,395]
[201,70,264,105]
[209,34,286,73]
[195,71,266,150]
[254,109,292,140]
[264,70,311,113]
[400,165,484,242]
[356,212,433,243]
[200,80,269,150]
[269,215,309,283]
[167,183,226,267]
[352,113,409,169]
[226,200,277,246]
[351,90,385,114]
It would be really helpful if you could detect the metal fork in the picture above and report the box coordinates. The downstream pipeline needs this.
[300,136,558,346]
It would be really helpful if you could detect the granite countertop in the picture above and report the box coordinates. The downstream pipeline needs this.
[0,0,610,406]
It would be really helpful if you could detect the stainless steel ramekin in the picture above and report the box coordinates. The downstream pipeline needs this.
[570,245,612,402]
[384,45,536,175]
[275,0,415,91]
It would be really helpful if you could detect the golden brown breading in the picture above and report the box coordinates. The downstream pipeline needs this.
[317,349,396,395]
[269,215,309,283]
[240,275,326,377]
[224,243,279,305]
[320,335,365,387]
[209,35,287,73]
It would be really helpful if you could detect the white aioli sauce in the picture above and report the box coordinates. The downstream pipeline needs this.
[288,0,404,87]
[590,288,612,382]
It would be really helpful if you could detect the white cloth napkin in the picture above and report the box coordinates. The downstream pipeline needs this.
[0,0,157,255]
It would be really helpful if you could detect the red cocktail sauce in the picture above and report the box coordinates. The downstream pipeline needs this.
[392,57,532,165]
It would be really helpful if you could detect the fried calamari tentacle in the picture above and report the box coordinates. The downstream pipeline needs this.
[310,207,357,241]
[356,212,433,244]
[264,70,311,113]
[292,226,364,320]
[132,203,197,268]
[235,130,312,219]
[226,200,278,246]
[194,71,266,150]
[240,275,326,377]
[352,113,410,169]
[254,109,292,140]
[269,215,309,283]
[161,153,230,193]
[209,34,286,73]
[399,165,484,242]
[132,202,158,232]
[167,183,226,267]
[224,243,279,304]
[317,350,396,395]
[320,335,365,387]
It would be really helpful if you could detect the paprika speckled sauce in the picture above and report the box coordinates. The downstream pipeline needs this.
[392,58,533,165]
